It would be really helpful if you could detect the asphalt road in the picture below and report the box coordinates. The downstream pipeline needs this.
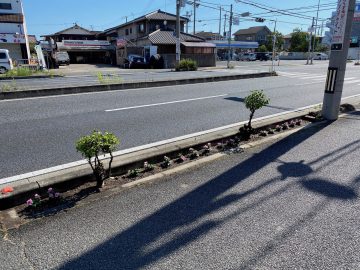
[1,61,360,179]
[0,60,326,90]
[2,112,360,269]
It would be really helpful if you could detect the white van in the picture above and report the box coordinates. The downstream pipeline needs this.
[55,51,70,65]
[0,49,13,73]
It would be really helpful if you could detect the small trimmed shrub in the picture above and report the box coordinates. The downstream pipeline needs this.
[175,58,198,71]
[244,90,270,130]
[188,148,200,159]
[76,130,120,189]
[128,169,141,178]
[176,154,187,163]
[143,161,155,172]
[161,156,171,168]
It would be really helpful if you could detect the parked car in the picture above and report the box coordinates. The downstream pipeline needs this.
[55,51,70,65]
[239,53,256,61]
[0,49,13,73]
[313,53,329,60]
[255,52,269,61]
[124,54,148,69]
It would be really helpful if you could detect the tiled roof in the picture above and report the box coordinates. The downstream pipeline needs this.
[146,11,187,21]
[147,30,204,45]
[233,26,271,36]
[104,10,188,33]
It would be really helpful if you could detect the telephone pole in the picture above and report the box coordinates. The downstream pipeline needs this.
[193,0,196,35]
[176,0,181,66]
[271,19,277,72]
[219,6,222,36]
[307,17,315,65]
[227,4,233,68]
[322,0,356,120]
[311,0,321,64]
[223,13,227,37]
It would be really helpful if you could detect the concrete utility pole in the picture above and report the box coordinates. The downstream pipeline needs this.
[219,6,222,36]
[227,4,233,68]
[223,13,227,37]
[311,0,321,64]
[193,0,196,35]
[307,17,315,65]
[322,0,356,120]
[186,11,191,34]
[271,19,277,72]
[176,0,181,65]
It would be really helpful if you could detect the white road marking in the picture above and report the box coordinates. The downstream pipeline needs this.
[299,75,325,80]
[344,79,360,84]
[105,94,228,112]
[344,77,356,81]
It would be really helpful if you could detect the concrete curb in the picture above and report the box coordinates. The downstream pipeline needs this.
[0,75,62,81]
[0,72,275,100]
[1,94,359,209]
[0,102,320,209]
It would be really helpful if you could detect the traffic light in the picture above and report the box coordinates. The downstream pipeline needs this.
[255,18,265,22]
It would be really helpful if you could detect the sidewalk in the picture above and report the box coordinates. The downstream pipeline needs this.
[2,111,360,269]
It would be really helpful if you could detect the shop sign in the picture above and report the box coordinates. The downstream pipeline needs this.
[0,33,26,43]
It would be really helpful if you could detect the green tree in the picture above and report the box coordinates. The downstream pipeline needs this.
[244,90,270,130]
[257,45,268,52]
[289,28,309,52]
[76,130,120,189]
[266,31,284,52]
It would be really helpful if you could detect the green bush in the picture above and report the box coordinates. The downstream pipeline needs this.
[5,67,34,77]
[244,90,270,130]
[175,58,198,71]
[76,130,120,189]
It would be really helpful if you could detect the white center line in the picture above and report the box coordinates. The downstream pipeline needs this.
[105,94,228,112]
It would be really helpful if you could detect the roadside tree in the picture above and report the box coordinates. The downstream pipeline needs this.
[76,130,120,189]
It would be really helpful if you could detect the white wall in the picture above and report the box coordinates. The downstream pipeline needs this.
[0,23,24,34]
[0,0,22,14]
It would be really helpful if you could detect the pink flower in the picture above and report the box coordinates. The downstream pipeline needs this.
[26,199,33,206]
[47,188,53,193]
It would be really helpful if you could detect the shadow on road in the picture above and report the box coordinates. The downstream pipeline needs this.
[224,96,293,111]
[58,120,358,269]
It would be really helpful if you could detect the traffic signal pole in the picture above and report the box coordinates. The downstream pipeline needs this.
[322,0,356,120]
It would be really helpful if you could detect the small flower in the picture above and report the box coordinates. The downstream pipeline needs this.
[26,198,33,206]
[55,193,60,198]
[47,187,53,193]
[34,194,41,200]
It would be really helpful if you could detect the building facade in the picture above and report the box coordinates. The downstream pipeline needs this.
[233,26,272,46]
[0,0,30,61]
[102,10,216,68]
[42,24,114,64]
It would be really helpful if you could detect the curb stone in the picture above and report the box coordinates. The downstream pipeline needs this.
[1,96,359,209]
[0,72,275,100]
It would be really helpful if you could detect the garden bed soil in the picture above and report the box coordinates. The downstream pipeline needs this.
[5,115,315,226]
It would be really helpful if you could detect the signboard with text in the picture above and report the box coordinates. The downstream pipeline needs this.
[58,40,112,50]
[332,0,350,50]
[0,33,26,44]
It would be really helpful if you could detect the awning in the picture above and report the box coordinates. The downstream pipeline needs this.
[212,41,259,49]
[181,42,216,48]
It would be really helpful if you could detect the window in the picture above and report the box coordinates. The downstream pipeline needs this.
[0,3,11,9]
[0,52,6,59]
[129,27,132,34]
[139,23,145,33]
[125,29,129,35]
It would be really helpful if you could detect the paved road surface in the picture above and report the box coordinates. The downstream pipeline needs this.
[2,111,360,269]
[0,62,359,179]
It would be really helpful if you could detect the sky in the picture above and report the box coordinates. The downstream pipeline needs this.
[23,0,337,39]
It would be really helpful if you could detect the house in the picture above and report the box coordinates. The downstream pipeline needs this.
[102,10,216,68]
[233,26,272,46]
[41,24,114,64]
[195,31,224,41]
[0,0,30,61]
